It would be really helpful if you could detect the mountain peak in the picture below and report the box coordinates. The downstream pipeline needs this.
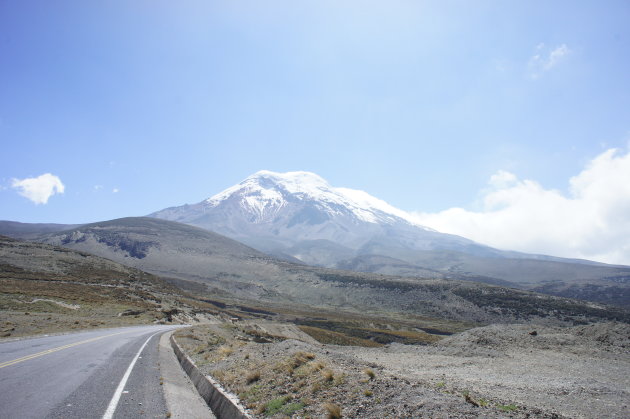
[150,170,443,262]
[241,170,331,196]
[248,170,327,184]
[203,170,426,227]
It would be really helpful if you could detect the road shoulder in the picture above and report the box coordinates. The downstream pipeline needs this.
[159,329,215,418]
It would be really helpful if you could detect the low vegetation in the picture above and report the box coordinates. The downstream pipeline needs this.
[497,403,519,412]
[174,324,386,418]
[323,402,342,419]
[175,322,558,418]
[172,319,630,418]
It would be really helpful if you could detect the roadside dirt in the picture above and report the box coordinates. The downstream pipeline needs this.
[175,320,629,418]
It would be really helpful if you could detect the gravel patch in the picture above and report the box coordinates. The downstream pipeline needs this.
[174,321,629,418]
[334,322,629,419]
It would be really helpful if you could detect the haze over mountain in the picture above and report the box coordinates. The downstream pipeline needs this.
[150,171,630,306]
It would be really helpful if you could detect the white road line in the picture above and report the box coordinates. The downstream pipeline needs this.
[102,331,162,419]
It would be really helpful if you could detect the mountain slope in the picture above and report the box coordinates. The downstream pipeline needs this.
[0,234,207,337]
[33,217,629,324]
[149,170,630,306]
[0,220,81,239]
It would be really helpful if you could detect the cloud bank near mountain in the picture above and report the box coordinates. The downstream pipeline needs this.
[413,147,630,265]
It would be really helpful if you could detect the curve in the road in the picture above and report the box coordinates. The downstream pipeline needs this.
[0,330,130,369]
[0,325,182,419]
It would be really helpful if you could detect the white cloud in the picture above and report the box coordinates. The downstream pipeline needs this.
[112,188,119,193]
[528,43,572,79]
[413,147,630,265]
[11,173,65,204]
[94,185,103,191]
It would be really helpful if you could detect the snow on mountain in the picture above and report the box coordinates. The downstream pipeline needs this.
[150,170,486,266]
[204,170,431,228]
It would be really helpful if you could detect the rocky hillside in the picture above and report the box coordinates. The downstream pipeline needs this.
[0,235,214,337]
[34,217,629,325]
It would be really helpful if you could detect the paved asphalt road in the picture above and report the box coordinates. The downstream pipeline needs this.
[0,324,185,419]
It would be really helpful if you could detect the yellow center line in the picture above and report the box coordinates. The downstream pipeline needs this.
[0,330,132,369]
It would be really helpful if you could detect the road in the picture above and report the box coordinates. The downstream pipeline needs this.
[0,325,185,419]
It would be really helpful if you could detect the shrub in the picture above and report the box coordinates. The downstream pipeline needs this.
[363,368,375,380]
[322,369,334,382]
[292,351,315,368]
[324,402,342,419]
[246,370,260,384]
[333,373,345,386]
[218,345,233,357]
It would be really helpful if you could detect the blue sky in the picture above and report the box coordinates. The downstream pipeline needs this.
[1,1,630,262]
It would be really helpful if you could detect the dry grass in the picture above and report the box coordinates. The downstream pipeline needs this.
[246,370,261,384]
[173,323,450,419]
[322,369,334,382]
[324,402,342,419]
[283,351,317,375]
[292,351,315,366]
[218,345,234,358]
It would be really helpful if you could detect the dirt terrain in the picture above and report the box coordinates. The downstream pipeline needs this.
[175,320,629,418]
[339,322,630,418]
[0,235,216,338]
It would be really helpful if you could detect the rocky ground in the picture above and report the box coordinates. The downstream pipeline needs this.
[338,322,630,418]
[0,235,215,339]
[175,320,629,418]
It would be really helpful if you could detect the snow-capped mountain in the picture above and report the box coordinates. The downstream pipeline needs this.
[206,170,426,227]
[146,170,630,304]
[150,170,492,266]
